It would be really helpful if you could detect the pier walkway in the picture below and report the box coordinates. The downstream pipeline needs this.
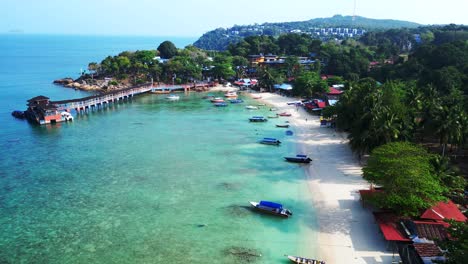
[51,83,190,113]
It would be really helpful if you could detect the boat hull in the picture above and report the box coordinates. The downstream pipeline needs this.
[284,157,312,163]
[287,255,325,264]
[249,202,290,217]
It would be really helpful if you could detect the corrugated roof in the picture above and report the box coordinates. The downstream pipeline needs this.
[373,212,411,242]
[421,201,467,222]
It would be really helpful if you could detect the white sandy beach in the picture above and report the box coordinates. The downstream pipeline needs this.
[251,92,396,264]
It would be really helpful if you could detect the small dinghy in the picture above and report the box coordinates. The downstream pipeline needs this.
[278,112,292,116]
[245,105,259,110]
[214,102,228,107]
[276,124,290,128]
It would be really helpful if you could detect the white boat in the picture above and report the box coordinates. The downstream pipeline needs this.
[245,105,259,110]
[61,112,73,121]
[166,94,180,101]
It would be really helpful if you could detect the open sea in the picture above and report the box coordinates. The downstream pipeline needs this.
[0,34,317,263]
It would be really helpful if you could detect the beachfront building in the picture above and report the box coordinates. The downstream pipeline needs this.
[359,188,466,264]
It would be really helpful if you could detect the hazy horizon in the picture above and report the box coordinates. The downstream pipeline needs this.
[2,0,468,37]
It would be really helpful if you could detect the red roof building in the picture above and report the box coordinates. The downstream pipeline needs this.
[420,201,467,222]
[373,212,411,242]
[413,221,449,241]
[327,87,344,95]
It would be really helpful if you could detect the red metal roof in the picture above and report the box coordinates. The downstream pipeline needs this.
[327,87,343,95]
[373,212,411,242]
[317,102,326,108]
[420,201,467,222]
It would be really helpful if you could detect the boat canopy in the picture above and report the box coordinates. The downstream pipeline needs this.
[259,201,283,209]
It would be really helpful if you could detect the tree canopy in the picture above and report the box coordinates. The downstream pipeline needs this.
[157,40,178,59]
[363,142,446,216]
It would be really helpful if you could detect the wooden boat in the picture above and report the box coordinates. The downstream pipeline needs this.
[249,116,268,122]
[276,124,290,128]
[259,137,281,145]
[287,255,325,264]
[249,201,292,217]
[245,105,259,110]
[278,112,292,116]
[214,102,228,107]
[284,154,312,163]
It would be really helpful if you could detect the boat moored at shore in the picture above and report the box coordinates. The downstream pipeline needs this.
[284,154,312,163]
[287,255,326,264]
[166,94,180,101]
[249,116,268,122]
[258,137,281,145]
[245,105,259,110]
[214,102,228,107]
[249,201,292,217]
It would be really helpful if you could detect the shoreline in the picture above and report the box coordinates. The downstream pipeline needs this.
[250,92,392,264]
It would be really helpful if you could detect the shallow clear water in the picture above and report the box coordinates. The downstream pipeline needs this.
[0,35,317,263]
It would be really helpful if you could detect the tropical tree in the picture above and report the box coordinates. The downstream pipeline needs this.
[292,71,328,97]
[157,41,178,59]
[363,142,446,216]
[258,67,283,92]
[439,220,468,264]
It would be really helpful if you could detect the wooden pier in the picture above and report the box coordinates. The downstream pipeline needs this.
[51,83,190,113]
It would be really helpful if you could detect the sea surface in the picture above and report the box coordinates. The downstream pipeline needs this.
[0,34,317,263]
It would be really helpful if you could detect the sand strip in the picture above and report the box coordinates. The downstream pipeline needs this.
[250,92,396,264]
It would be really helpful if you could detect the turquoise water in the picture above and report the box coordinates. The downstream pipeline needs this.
[0,35,316,263]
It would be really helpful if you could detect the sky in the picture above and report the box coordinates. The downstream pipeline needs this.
[1,0,468,37]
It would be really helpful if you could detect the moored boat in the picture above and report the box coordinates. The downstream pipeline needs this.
[276,124,290,128]
[214,102,228,107]
[278,112,292,116]
[258,137,281,145]
[229,99,244,104]
[245,105,259,110]
[287,255,326,264]
[11,110,25,119]
[166,94,180,101]
[252,95,262,99]
[284,154,312,163]
[249,201,292,217]
[224,91,238,98]
[249,116,267,122]
[60,111,73,122]
[210,97,224,103]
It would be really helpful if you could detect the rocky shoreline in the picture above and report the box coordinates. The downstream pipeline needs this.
[53,76,133,91]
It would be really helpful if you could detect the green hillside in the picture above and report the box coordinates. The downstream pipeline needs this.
[194,15,422,51]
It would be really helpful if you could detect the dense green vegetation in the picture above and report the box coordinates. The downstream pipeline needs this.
[363,142,446,216]
[194,15,421,50]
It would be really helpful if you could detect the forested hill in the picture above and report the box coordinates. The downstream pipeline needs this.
[193,15,422,51]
